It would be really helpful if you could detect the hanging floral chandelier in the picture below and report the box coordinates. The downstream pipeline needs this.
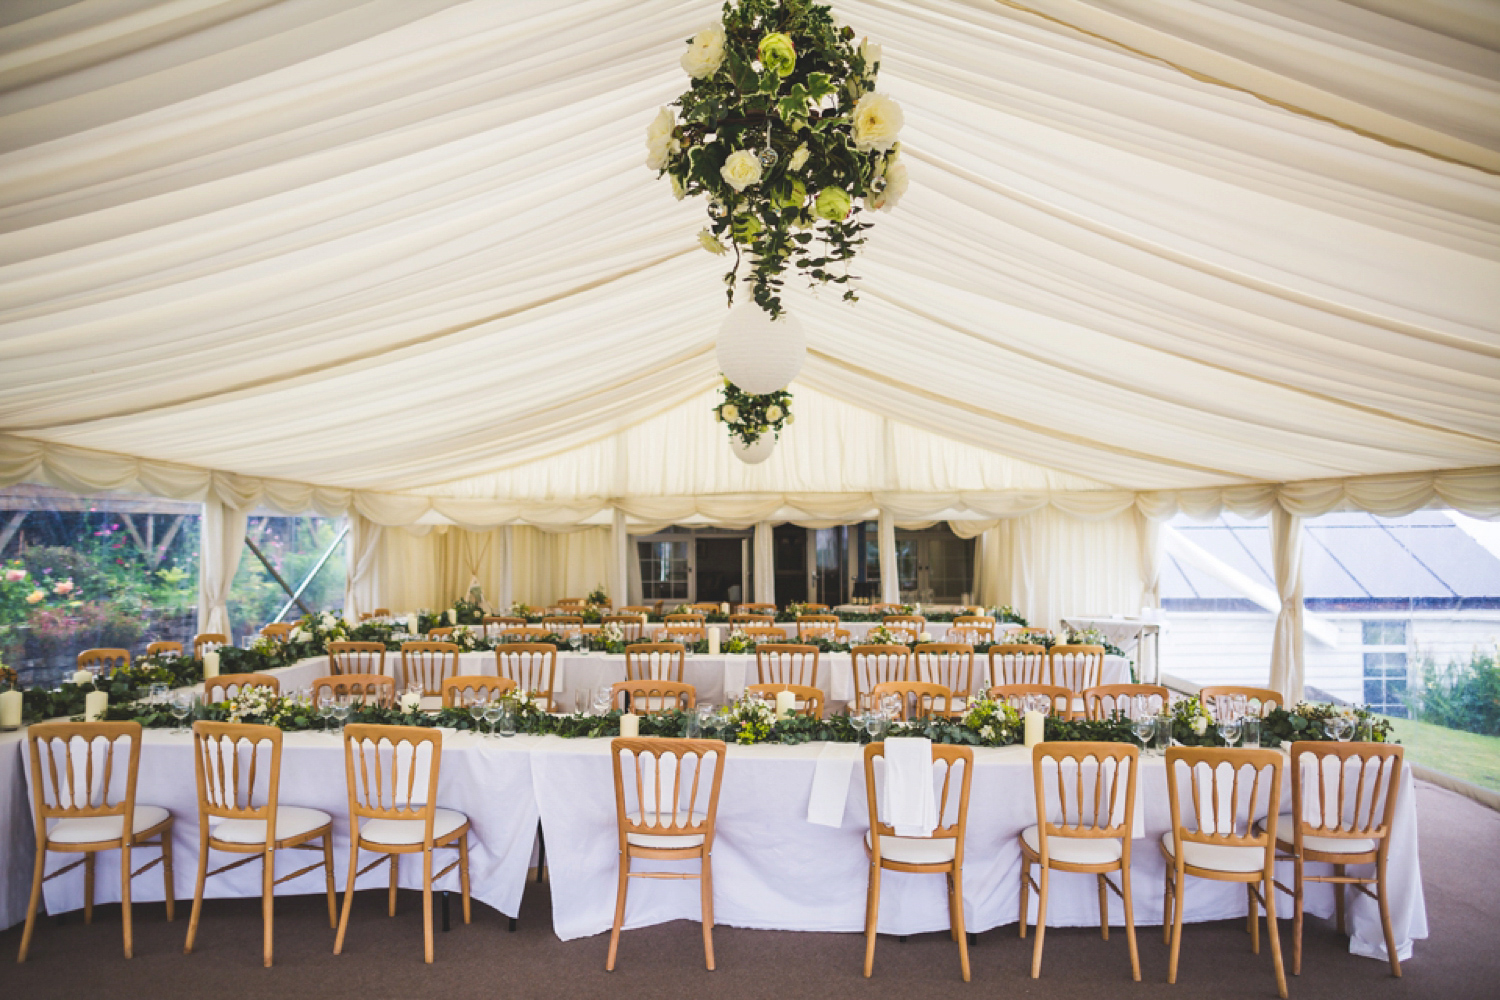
[647,0,907,320]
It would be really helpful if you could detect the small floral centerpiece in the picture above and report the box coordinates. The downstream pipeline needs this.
[961,696,1021,746]
[866,624,905,647]
[586,585,609,607]
[995,605,1028,625]
[651,0,907,317]
[724,628,755,654]
[715,378,792,447]
[724,694,778,745]
[599,621,626,654]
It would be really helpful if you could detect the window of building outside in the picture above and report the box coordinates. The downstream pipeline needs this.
[230,513,348,644]
[1,484,201,687]
[1361,620,1409,718]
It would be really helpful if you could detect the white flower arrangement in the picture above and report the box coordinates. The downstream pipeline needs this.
[600,622,625,645]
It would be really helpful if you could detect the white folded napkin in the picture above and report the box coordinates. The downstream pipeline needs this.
[882,737,937,837]
[807,742,861,828]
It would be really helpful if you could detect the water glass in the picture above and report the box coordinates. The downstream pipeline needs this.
[1153,712,1173,753]
[468,692,488,731]
[170,691,193,734]
[592,686,613,716]
[1132,714,1156,752]
[148,683,168,706]
[1242,716,1261,748]
[1219,716,1243,747]
[483,700,503,737]
[497,707,517,737]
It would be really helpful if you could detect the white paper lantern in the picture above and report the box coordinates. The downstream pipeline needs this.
[730,435,776,465]
[716,303,805,394]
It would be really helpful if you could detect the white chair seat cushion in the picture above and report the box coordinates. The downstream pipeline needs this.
[1161,831,1266,874]
[625,810,707,849]
[1022,825,1124,865]
[214,805,331,845]
[360,808,468,846]
[50,805,171,844]
[866,829,957,865]
[1270,813,1377,855]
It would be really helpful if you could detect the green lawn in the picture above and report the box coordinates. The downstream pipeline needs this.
[1385,716,1500,794]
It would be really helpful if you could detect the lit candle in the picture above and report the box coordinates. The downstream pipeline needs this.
[775,689,796,721]
[1024,710,1044,748]
[85,690,108,722]
[71,669,92,686]
[618,713,639,738]
[203,650,220,680]
[708,627,721,655]
[0,689,21,729]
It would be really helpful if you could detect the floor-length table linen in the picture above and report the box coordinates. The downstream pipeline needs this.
[0,731,35,932]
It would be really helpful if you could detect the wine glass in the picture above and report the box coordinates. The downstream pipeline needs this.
[467,691,488,732]
[317,692,336,731]
[483,699,504,738]
[169,691,193,734]
[592,686,613,717]
[1132,712,1156,752]
[1219,715,1243,747]
[1323,716,1351,742]
[332,694,353,734]
[568,633,583,655]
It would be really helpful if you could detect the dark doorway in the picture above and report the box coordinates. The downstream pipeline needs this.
[694,537,743,605]
[773,524,807,605]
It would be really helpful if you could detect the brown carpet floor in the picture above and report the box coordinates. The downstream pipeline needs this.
[6,780,1499,1000]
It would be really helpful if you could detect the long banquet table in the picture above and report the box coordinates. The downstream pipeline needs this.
[12,729,1425,963]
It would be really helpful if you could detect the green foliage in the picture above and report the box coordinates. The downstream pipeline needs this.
[716,379,792,446]
[1409,647,1500,736]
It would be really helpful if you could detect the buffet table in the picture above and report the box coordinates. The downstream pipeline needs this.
[11,731,1426,962]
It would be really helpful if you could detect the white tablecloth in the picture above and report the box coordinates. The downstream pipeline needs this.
[0,731,35,932]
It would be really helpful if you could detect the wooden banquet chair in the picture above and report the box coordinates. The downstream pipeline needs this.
[989,644,1048,686]
[335,725,471,964]
[312,674,395,709]
[19,721,176,962]
[371,608,391,618]
[947,616,995,644]
[259,623,294,642]
[145,641,184,658]
[541,615,583,635]
[494,644,557,710]
[1162,747,1287,999]
[1084,684,1170,721]
[1019,742,1141,980]
[610,680,697,714]
[665,612,706,626]
[607,738,726,971]
[555,597,586,607]
[795,613,840,639]
[662,625,706,644]
[1267,741,1406,977]
[870,681,955,721]
[862,741,973,981]
[193,633,228,658]
[203,673,280,702]
[745,683,824,719]
[800,603,829,612]
[988,684,1075,719]
[756,643,819,687]
[729,613,774,627]
[401,642,460,697]
[441,675,516,709]
[1201,686,1284,718]
[503,627,554,642]
[851,645,910,706]
[624,643,685,683]
[184,721,336,967]
[1048,644,1105,694]
[481,615,526,638]
[77,647,131,675]
[743,625,788,642]
[882,615,925,643]
[688,602,721,614]
[328,640,387,677]
[735,603,777,614]
[619,605,656,616]
[912,644,980,703]
[427,626,455,639]
[601,615,648,642]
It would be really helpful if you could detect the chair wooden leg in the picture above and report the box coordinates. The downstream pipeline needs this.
[953,867,970,983]
[421,850,434,964]
[262,850,275,968]
[1249,882,1261,955]
[459,835,472,925]
[84,852,95,925]
[1030,866,1050,979]
[946,872,958,942]
[606,851,630,971]
[1120,868,1141,982]
[1018,857,1029,939]
[1264,872,1288,1000]
[1167,865,1186,984]
[1376,854,1401,978]
[1161,866,1173,946]
[1292,855,1304,976]
[1334,863,1346,936]
[185,835,209,955]
[333,842,360,955]
[160,831,175,922]
[700,852,716,972]
[388,854,399,917]
[120,844,134,960]
[17,840,47,962]
[1098,872,1110,940]
[322,836,337,929]
[863,862,881,978]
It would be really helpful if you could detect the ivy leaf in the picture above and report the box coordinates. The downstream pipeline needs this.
[726,48,758,94]
[776,83,811,123]
[805,71,836,102]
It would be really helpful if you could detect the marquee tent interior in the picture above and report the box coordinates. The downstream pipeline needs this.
[1,0,1498,702]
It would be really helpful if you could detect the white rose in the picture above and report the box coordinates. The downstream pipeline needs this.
[851,91,903,153]
[765,404,783,422]
[645,106,680,171]
[872,159,908,212]
[669,173,686,200]
[681,23,726,79]
[981,723,996,741]
[320,611,335,627]
[720,149,763,192]
[788,144,809,171]
[860,38,883,68]
[1191,716,1208,736]
[698,228,727,255]
[721,404,740,423]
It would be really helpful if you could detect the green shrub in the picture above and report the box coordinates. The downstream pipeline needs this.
[1410,647,1500,737]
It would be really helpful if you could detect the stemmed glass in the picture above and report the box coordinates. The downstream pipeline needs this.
[1132,707,1157,754]
[568,633,583,656]
[169,691,193,735]
[317,692,336,731]
[148,683,168,707]
[592,686,613,717]
[1219,714,1243,748]
[1324,715,1353,742]
[483,698,504,738]
[468,691,489,733]
[332,694,353,735]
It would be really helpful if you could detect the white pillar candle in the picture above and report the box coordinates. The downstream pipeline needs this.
[775,689,796,721]
[708,627,721,655]
[720,602,729,614]
[85,690,108,722]
[618,713,639,738]
[71,669,92,686]
[1024,710,1044,748]
[0,689,21,728]
[203,650,220,680]
[446,608,456,624]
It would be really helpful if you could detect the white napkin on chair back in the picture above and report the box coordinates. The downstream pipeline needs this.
[882,737,937,837]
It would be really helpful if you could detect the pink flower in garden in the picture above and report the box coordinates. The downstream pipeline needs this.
[4,568,24,582]
[52,579,74,596]
[25,589,44,604]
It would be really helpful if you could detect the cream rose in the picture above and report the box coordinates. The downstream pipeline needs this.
[645,106,680,171]
[681,23,726,79]
[720,149,763,192]
[721,404,740,423]
[765,404,784,422]
[871,159,908,212]
[788,144,809,171]
[851,91,903,153]
[698,229,727,255]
